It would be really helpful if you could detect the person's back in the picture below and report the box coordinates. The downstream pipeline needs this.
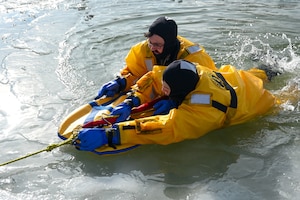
[216,65,275,125]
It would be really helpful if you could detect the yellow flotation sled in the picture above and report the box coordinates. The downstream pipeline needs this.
[57,93,165,155]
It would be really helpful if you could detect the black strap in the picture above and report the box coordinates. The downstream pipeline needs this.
[107,129,117,149]
[211,72,238,113]
[212,100,228,113]
[122,125,136,130]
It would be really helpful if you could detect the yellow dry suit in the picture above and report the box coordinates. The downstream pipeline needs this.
[120,35,217,91]
[116,64,276,145]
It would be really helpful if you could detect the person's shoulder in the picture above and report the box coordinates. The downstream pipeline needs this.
[177,35,196,47]
[177,35,191,41]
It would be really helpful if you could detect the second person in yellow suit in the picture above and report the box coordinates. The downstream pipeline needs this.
[74,60,278,151]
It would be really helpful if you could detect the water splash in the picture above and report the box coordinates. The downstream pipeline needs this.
[219,32,299,72]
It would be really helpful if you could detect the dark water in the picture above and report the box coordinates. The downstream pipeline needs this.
[0,0,300,199]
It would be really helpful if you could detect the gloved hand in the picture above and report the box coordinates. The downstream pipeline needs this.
[73,128,107,151]
[73,127,120,151]
[110,102,132,123]
[153,99,177,115]
[95,77,126,99]
[111,97,140,123]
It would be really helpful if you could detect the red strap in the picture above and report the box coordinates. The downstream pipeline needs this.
[131,96,168,114]
[82,96,168,128]
[82,117,117,128]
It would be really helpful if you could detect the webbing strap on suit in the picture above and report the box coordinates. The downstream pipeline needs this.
[211,72,238,113]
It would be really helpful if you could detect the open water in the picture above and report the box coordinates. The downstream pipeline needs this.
[0,0,300,199]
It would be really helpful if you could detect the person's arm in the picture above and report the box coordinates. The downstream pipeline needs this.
[120,41,151,91]
[74,99,227,151]
[96,41,150,99]
[117,104,225,145]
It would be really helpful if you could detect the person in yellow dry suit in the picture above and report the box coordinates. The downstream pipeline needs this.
[74,60,278,151]
[95,16,217,102]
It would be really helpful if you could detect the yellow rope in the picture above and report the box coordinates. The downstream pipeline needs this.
[0,128,80,167]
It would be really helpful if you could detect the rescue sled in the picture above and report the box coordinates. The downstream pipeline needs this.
[57,93,165,155]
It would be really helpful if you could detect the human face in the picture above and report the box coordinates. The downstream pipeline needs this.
[162,81,171,96]
[147,34,164,55]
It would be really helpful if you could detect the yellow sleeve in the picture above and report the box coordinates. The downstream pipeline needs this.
[131,65,166,104]
[117,104,226,145]
[120,41,151,91]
